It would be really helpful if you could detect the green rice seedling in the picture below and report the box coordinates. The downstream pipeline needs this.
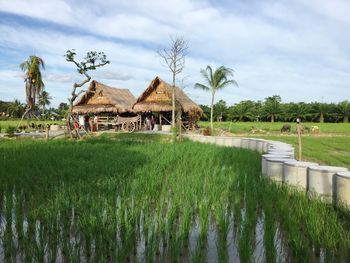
[179,203,192,245]
[2,134,350,261]
[238,219,253,263]
[23,213,36,262]
[215,202,230,263]
[4,189,15,261]
[60,212,72,262]
[14,189,25,260]
[258,180,277,263]
[46,220,59,263]
[198,198,209,244]
[34,221,46,262]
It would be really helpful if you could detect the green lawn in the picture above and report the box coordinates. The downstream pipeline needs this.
[200,121,350,135]
[1,134,350,261]
[254,135,350,169]
[0,119,64,132]
[198,121,350,169]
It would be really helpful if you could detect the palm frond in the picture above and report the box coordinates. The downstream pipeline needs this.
[194,83,210,91]
[217,79,238,90]
[200,68,211,85]
[205,65,213,85]
[20,61,29,72]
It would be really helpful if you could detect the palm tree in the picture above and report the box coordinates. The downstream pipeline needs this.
[336,101,350,123]
[310,102,329,123]
[39,90,52,117]
[195,65,238,131]
[284,102,310,122]
[262,95,282,122]
[19,55,45,125]
[228,100,255,121]
[213,99,227,121]
[8,99,25,118]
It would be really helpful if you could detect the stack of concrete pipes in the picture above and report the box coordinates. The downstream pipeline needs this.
[184,134,350,207]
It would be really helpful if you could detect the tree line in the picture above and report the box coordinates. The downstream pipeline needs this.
[3,94,349,124]
[199,95,350,123]
[0,99,68,120]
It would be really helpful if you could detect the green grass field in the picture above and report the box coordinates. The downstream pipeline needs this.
[254,135,350,169]
[0,134,350,261]
[199,121,350,135]
[198,121,350,169]
[0,119,64,132]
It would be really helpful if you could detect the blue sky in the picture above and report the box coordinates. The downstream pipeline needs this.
[0,0,349,107]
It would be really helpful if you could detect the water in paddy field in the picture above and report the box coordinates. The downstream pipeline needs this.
[0,191,348,262]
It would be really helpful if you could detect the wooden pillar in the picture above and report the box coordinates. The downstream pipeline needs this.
[159,113,162,125]
[179,116,182,143]
[297,118,302,161]
[45,124,49,141]
[140,115,142,130]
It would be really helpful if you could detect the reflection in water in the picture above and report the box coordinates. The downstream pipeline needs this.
[0,197,283,262]
[0,190,343,262]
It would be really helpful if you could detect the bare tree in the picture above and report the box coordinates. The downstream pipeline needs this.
[65,50,109,137]
[157,37,188,127]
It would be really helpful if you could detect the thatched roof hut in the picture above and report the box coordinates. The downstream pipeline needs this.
[133,76,203,117]
[72,80,136,114]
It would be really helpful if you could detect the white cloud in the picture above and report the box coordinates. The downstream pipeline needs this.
[95,71,133,81]
[0,0,74,25]
[0,0,350,106]
[0,70,23,79]
[45,73,75,83]
[297,0,350,25]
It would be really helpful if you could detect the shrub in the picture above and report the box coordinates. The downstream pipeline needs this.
[171,126,178,141]
[203,127,211,136]
[6,126,16,137]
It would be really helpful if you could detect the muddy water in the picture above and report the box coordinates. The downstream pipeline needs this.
[0,192,347,262]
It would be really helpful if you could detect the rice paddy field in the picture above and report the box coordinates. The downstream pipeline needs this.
[1,133,350,262]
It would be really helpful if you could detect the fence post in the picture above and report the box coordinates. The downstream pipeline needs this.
[296,118,302,161]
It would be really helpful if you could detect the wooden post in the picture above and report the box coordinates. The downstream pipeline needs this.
[179,116,182,143]
[140,115,142,131]
[297,118,302,161]
[45,124,49,141]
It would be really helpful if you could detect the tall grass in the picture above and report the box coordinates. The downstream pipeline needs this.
[0,134,349,261]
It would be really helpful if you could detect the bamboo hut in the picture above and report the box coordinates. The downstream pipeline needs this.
[72,80,139,130]
[133,76,203,130]
[73,80,135,114]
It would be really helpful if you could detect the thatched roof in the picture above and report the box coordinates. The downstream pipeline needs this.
[72,80,136,114]
[133,76,203,116]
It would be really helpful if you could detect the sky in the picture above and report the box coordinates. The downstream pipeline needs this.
[0,0,349,107]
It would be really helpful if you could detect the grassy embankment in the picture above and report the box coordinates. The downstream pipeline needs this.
[0,134,350,262]
[200,121,350,169]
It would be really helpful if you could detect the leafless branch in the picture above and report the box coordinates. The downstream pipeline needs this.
[157,36,188,127]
